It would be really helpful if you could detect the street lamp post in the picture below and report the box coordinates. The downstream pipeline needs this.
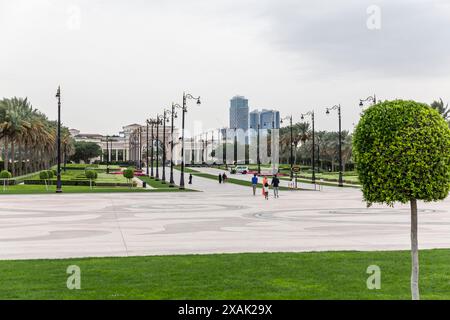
[222,128,227,169]
[359,94,377,107]
[326,104,343,187]
[155,115,161,180]
[150,120,155,178]
[233,127,237,165]
[281,115,294,179]
[55,86,62,193]
[146,121,150,176]
[161,109,169,184]
[170,103,181,187]
[201,138,205,164]
[179,92,201,190]
[301,111,315,185]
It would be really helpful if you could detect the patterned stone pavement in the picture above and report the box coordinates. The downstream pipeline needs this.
[0,172,449,260]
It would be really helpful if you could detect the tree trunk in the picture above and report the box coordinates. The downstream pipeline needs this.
[3,137,8,171]
[410,198,420,300]
[11,141,15,176]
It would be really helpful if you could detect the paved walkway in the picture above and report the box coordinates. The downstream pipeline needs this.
[0,169,450,260]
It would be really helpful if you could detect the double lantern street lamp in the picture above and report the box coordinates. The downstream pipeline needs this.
[300,111,315,185]
[325,105,343,187]
[179,93,201,190]
[359,94,377,107]
[55,86,62,193]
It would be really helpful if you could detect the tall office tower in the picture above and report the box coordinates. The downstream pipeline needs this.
[259,109,280,129]
[249,110,260,129]
[229,95,249,131]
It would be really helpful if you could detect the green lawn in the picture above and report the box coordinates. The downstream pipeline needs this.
[0,184,168,194]
[138,176,195,192]
[1,250,449,299]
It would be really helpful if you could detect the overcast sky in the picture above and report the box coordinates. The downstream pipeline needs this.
[1,0,450,135]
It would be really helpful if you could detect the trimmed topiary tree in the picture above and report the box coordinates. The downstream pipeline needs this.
[353,100,450,300]
[46,170,54,185]
[85,170,98,189]
[123,168,135,188]
[39,170,50,190]
[0,170,12,191]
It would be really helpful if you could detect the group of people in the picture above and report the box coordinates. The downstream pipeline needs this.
[252,173,280,200]
[218,172,228,184]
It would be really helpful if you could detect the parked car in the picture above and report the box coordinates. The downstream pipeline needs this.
[233,165,249,174]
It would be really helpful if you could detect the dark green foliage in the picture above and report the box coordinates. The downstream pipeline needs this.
[39,171,49,180]
[123,168,135,185]
[353,100,450,206]
[46,170,54,179]
[85,170,98,180]
[0,170,12,179]
[70,141,102,163]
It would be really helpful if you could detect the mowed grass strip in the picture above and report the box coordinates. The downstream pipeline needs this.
[1,250,449,299]
[0,184,173,194]
[138,176,196,192]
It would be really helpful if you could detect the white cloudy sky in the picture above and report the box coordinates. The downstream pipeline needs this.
[1,0,450,135]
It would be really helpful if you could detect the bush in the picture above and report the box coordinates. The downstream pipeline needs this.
[39,171,49,180]
[85,170,98,180]
[0,170,12,179]
[47,170,54,179]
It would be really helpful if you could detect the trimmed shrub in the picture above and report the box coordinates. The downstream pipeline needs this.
[353,99,450,299]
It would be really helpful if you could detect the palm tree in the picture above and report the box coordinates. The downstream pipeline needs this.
[430,98,450,122]
[0,97,74,176]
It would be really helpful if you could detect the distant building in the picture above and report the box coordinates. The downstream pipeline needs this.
[249,110,260,129]
[259,109,280,129]
[70,123,178,164]
[229,95,249,131]
[249,109,280,130]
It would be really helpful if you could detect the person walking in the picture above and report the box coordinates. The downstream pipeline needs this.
[218,173,222,184]
[263,182,269,200]
[251,173,258,196]
[222,172,227,183]
[261,176,268,196]
[271,174,280,198]
[188,173,193,184]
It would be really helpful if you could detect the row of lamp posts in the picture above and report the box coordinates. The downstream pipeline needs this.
[143,93,201,190]
[53,85,373,193]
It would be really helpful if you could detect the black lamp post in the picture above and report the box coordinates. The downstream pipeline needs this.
[155,115,161,181]
[301,111,315,185]
[222,128,227,169]
[150,119,155,178]
[326,104,343,187]
[281,115,294,179]
[161,109,170,184]
[106,135,110,173]
[359,94,377,107]
[146,120,150,176]
[233,127,237,165]
[170,103,181,187]
[55,86,62,193]
[201,138,205,164]
[191,136,195,165]
[179,92,201,190]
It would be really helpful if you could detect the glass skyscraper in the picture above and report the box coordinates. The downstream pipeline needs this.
[229,95,249,131]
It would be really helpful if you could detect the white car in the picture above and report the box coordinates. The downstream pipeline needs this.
[234,165,249,174]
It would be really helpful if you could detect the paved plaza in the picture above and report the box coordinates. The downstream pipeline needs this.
[1,170,450,260]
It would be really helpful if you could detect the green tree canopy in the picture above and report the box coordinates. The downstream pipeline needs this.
[353,100,450,300]
[354,100,450,206]
[70,141,102,163]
